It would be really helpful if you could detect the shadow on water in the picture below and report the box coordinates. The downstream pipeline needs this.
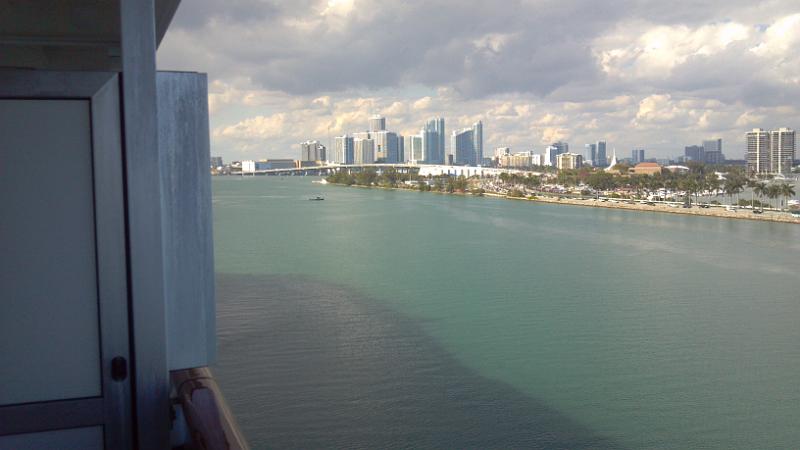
[215,273,620,449]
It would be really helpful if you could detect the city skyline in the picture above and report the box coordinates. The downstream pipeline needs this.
[157,1,800,162]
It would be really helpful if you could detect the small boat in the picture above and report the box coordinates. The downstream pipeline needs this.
[309,196,324,201]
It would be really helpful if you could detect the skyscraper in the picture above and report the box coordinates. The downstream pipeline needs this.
[746,128,770,174]
[451,128,475,165]
[333,135,354,164]
[770,128,795,174]
[544,145,559,166]
[404,135,423,162]
[369,115,386,132]
[596,141,607,167]
[584,143,596,166]
[300,140,326,162]
[354,138,375,164]
[631,148,645,164]
[472,120,483,165]
[448,122,484,166]
[397,134,404,162]
[422,117,445,164]
[684,145,704,162]
[702,139,724,164]
[372,131,400,163]
[545,142,568,166]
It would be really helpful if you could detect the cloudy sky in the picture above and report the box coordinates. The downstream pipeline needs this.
[157,0,800,161]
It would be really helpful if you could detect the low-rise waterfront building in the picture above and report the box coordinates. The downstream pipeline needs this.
[556,152,583,170]
[632,162,662,175]
[499,151,537,168]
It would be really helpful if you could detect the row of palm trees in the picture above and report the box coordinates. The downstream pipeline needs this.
[595,169,796,210]
[749,180,796,211]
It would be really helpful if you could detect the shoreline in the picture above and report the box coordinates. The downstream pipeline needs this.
[327,183,800,224]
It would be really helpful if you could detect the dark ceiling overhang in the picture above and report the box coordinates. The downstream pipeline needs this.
[0,0,181,71]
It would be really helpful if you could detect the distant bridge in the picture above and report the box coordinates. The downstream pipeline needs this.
[244,163,417,176]
[242,163,542,178]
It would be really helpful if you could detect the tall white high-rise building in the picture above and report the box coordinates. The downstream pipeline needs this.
[404,135,423,162]
[354,138,375,164]
[746,128,771,174]
[333,135,354,164]
[770,128,795,174]
[369,115,386,132]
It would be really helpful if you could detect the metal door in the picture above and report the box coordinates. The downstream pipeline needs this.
[0,70,132,449]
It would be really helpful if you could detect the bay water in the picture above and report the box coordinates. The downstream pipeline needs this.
[212,176,800,449]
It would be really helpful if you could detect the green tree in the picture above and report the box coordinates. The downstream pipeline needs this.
[355,169,377,186]
[586,171,616,193]
[704,172,720,202]
[765,184,780,210]
[779,183,796,211]
[753,181,768,211]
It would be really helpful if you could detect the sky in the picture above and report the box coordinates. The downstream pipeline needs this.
[157,0,800,161]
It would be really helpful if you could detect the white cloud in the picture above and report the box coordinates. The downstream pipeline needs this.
[156,2,800,161]
[540,127,570,144]
[595,21,751,80]
[412,96,433,110]
[214,114,287,140]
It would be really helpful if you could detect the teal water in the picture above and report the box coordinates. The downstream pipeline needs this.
[213,177,800,449]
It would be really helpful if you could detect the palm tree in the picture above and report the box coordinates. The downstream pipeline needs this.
[766,184,781,210]
[779,183,796,211]
[723,178,737,206]
[704,172,720,203]
[746,179,759,209]
[680,176,699,205]
[754,182,768,211]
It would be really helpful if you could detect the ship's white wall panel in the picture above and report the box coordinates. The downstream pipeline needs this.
[157,71,216,370]
[0,99,101,405]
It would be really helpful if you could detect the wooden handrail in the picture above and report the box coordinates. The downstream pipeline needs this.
[171,367,249,450]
